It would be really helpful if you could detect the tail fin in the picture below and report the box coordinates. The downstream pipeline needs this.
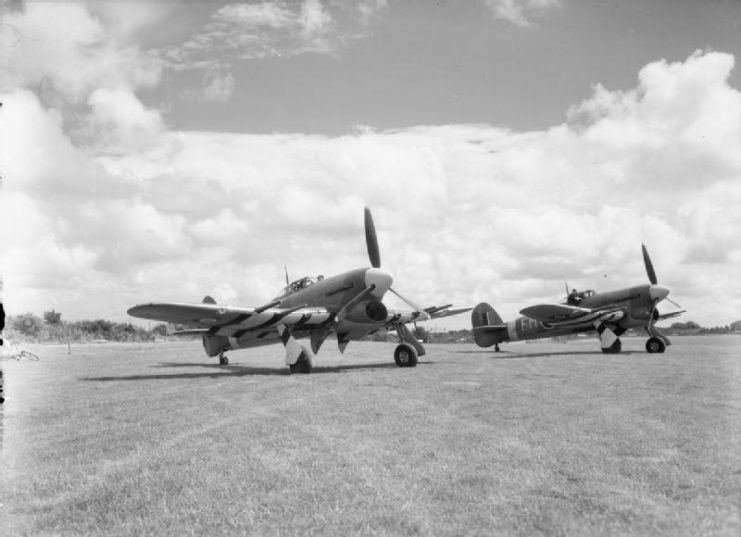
[471,302,506,348]
[472,302,503,327]
[202,295,217,304]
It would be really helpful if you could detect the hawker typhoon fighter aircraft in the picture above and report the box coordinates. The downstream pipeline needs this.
[128,208,469,373]
[472,245,685,354]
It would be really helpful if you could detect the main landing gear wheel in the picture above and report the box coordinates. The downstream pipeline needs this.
[394,343,418,368]
[601,339,622,354]
[645,337,666,354]
[289,352,313,374]
[219,353,229,365]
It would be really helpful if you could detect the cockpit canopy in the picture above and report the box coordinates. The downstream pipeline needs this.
[566,289,596,305]
[277,275,324,298]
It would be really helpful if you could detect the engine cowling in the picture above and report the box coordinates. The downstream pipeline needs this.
[345,300,388,323]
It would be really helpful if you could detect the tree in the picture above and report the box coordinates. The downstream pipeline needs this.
[151,323,169,337]
[44,310,62,325]
[670,321,700,330]
[11,313,43,337]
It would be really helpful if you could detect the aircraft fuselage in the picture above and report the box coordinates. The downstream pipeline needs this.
[484,284,658,345]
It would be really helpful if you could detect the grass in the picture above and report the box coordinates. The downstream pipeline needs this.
[0,336,739,536]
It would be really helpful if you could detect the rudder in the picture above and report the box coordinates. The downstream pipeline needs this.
[471,302,506,348]
[472,302,503,327]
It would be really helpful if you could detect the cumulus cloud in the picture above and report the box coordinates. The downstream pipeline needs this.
[162,0,388,68]
[483,0,561,28]
[85,88,166,152]
[2,25,739,328]
[0,2,160,100]
[299,0,333,36]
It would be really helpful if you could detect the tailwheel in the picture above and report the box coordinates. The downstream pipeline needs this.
[289,349,313,374]
[601,339,622,354]
[645,337,666,354]
[394,343,418,368]
[219,353,229,365]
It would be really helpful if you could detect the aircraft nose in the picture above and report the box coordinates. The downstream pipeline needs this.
[649,284,670,301]
[365,268,393,298]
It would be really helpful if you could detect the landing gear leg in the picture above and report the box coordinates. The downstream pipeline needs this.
[645,325,670,354]
[219,352,229,365]
[394,323,425,369]
[494,343,500,353]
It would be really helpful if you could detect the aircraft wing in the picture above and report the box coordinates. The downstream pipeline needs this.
[127,302,336,337]
[380,305,472,328]
[520,303,595,323]
[424,304,473,319]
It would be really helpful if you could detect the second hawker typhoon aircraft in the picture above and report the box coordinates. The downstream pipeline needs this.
[128,208,469,373]
[472,244,685,354]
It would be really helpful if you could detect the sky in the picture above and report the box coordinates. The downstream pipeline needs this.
[0,0,740,331]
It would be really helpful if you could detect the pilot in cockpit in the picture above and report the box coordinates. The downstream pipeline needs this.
[567,288,581,305]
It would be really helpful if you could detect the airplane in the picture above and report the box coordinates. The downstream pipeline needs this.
[128,208,470,373]
[471,244,685,354]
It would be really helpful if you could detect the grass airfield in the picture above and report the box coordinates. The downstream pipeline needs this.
[1,336,739,536]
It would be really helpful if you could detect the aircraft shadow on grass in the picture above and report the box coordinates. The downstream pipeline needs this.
[82,360,416,382]
[454,349,642,360]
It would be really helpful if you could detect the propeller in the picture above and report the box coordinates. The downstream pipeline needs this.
[362,207,429,320]
[365,207,381,269]
[665,297,682,309]
[641,244,683,329]
[284,265,290,286]
[390,287,426,314]
[642,243,657,285]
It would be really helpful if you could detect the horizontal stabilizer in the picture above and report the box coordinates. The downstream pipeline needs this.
[473,324,508,332]
[428,305,472,319]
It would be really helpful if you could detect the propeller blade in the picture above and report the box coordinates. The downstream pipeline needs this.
[364,207,381,268]
[284,265,289,286]
[642,244,658,285]
[665,297,682,309]
[390,287,427,318]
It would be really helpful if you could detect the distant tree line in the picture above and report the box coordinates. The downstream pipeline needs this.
[4,311,170,343]
[2,311,739,345]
